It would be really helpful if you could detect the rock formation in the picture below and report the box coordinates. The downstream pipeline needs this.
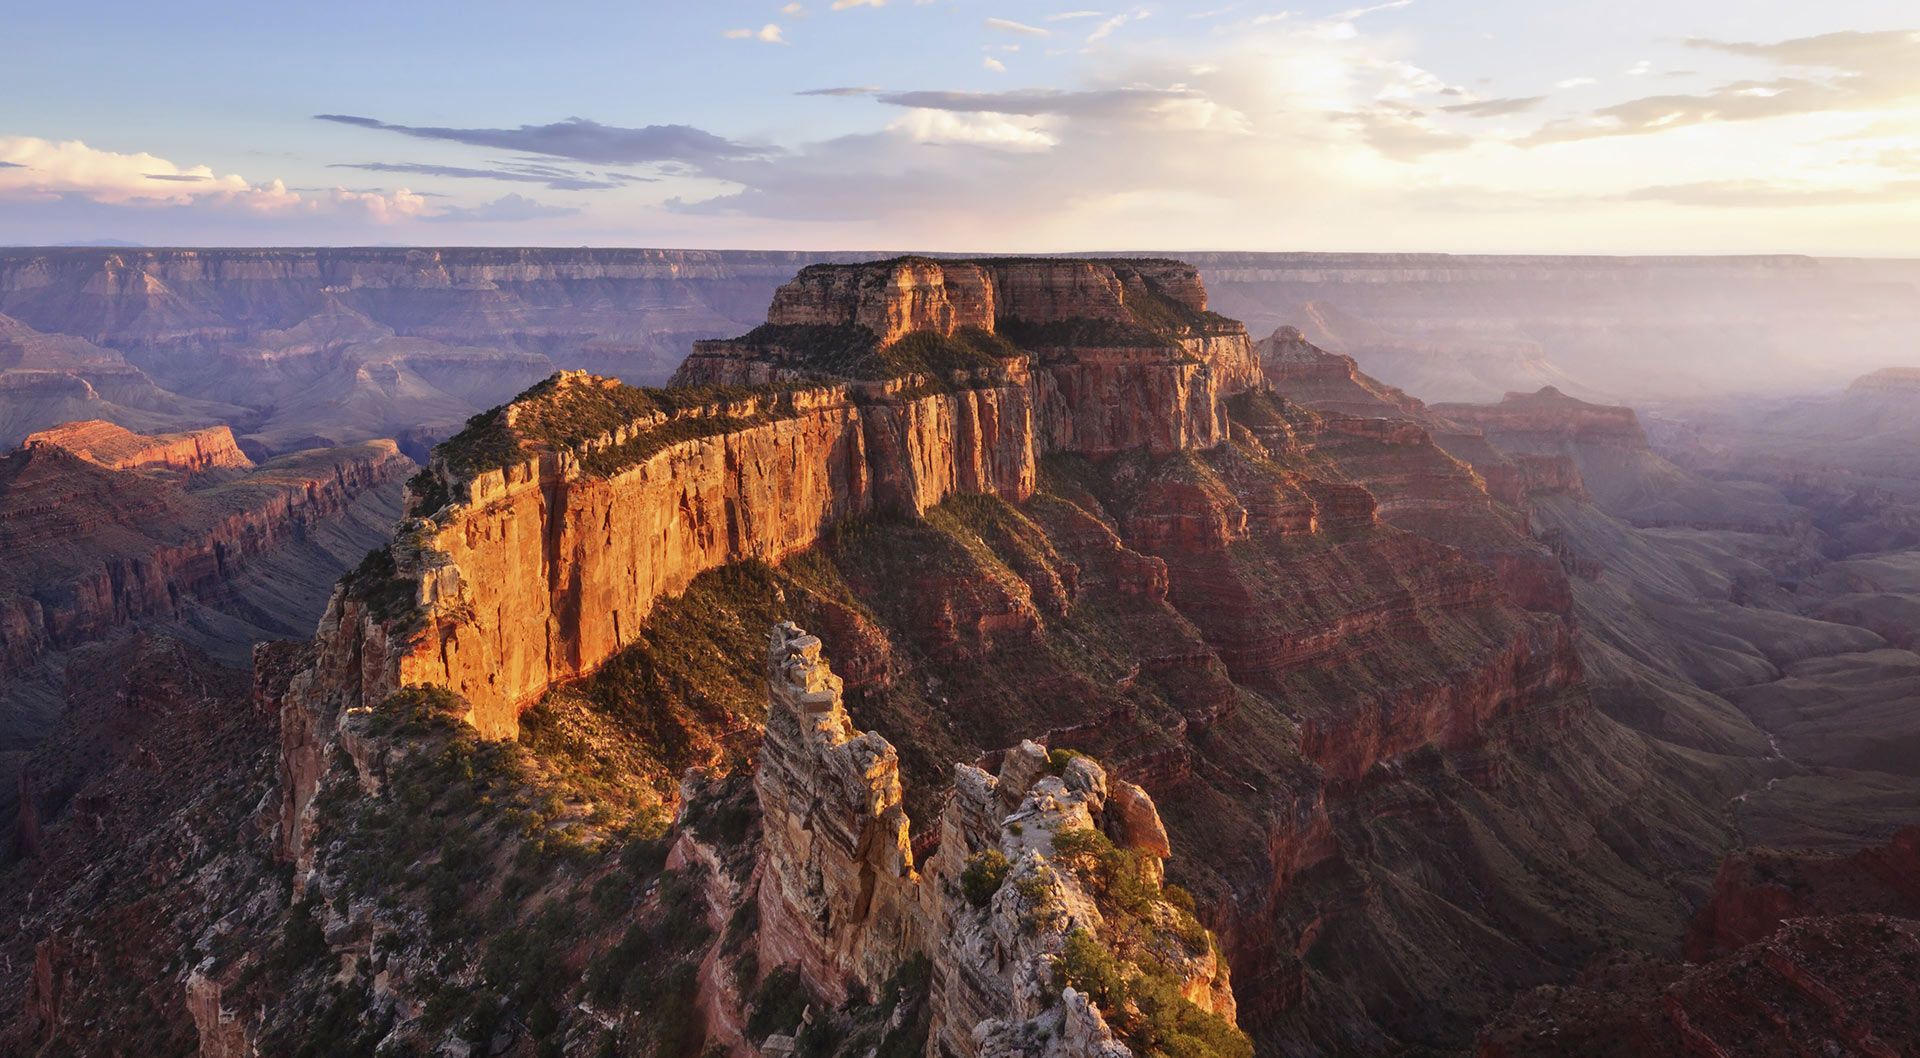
[676,257,1261,455]
[295,258,1258,745]
[23,419,251,476]
[751,622,1242,1058]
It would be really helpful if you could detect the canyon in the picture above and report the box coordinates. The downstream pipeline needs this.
[0,253,1916,1058]
[3,249,1916,460]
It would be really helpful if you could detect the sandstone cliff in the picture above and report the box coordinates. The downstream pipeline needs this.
[23,419,251,476]
[296,258,1258,747]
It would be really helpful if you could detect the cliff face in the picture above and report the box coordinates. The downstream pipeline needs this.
[0,436,411,681]
[305,258,1258,742]
[384,373,1035,738]
[23,419,250,475]
[678,257,1260,457]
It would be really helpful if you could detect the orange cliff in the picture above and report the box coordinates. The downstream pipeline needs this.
[23,419,252,476]
[309,258,1260,737]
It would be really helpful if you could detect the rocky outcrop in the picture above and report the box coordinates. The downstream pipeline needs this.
[24,420,251,476]
[378,373,1034,739]
[754,622,923,1001]
[1685,825,1920,960]
[751,622,1242,1058]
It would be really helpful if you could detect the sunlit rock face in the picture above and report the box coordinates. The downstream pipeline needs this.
[293,259,1265,741]
[678,256,1261,457]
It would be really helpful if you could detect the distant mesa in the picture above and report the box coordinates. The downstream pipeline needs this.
[24,419,252,477]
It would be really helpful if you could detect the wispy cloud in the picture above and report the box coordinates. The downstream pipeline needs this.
[314,114,768,165]
[798,86,883,96]
[425,192,580,223]
[1528,29,1920,144]
[985,17,1048,36]
[1439,96,1545,118]
[329,160,647,191]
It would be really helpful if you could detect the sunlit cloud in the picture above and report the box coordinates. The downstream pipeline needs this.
[0,136,300,210]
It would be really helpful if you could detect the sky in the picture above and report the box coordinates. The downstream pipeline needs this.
[3,0,1919,254]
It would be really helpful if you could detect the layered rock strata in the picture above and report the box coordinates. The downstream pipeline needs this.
[677,257,1260,455]
[295,259,1259,748]
[23,419,250,476]
[0,436,410,680]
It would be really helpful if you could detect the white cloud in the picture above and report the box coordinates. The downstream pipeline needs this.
[724,23,786,43]
[1047,10,1105,20]
[1556,76,1597,89]
[329,186,428,223]
[0,136,301,210]
[887,109,1058,150]
[984,56,1007,72]
[782,2,805,13]
[831,0,884,8]
[1086,10,1147,44]
[985,17,1048,36]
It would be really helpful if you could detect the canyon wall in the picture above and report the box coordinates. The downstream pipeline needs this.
[22,420,251,475]
[313,258,1257,742]
[391,374,1035,738]
[0,437,411,679]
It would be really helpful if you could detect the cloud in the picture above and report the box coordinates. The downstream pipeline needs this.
[873,87,1216,122]
[1527,28,1920,144]
[798,86,882,96]
[724,23,786,43]
[330,160,640,191]
[1555,77,1597,89]
[0,136,300,210]
[1086,11,1146,44]
[1439,96,1545,118]
[983,57,1007,73]
[887,109,1056,150]
[425,193,580,223]
[831,0,884,8]
[985,17,1047,36]
[329,186,429,223]
[1344,105,1473,159]
[314,114,767,165]
[1624,178,1920,207]
[1047,10,1104,20]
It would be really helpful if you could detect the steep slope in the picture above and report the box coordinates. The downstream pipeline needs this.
[0,426,411,858]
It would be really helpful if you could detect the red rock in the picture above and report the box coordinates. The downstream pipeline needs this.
[23,419,251,476]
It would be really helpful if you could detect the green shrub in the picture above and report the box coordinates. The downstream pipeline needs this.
[961,850,1011,908]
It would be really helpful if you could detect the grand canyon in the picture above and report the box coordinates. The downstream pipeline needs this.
[0,246,1916,1058]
